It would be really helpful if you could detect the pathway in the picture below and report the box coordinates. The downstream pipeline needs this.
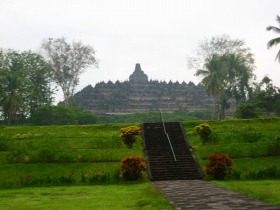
[153,180,280,210]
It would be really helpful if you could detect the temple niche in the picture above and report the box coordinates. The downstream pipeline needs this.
[72,63,213,114]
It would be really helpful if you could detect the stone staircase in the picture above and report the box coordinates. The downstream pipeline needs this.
[142,122,203,181]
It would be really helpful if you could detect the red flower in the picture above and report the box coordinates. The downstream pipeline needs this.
[26,175,32,179]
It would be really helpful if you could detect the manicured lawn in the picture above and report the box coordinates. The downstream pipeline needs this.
[213,180,280,207]
[0,183,173,210]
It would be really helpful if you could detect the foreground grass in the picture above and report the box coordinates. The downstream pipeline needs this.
[214,180,280,207]
[0,182,173,210]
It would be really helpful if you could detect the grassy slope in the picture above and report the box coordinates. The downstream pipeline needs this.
[183,118,280,176]
[0,124,144,183]
[214,180,280,207]
[0,183,173,210]
[0,118,280,208]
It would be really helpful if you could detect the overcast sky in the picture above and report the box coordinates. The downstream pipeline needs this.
[1,0,280,103]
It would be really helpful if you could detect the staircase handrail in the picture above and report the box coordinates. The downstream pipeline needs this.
[159,109,177,162]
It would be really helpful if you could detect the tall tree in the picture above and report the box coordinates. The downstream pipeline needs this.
[0,49,53,125]
[195,54,225,120]
[266,15,280,62]
[191,35,255,119]
[187,34,255,71]
[40,37,98,106]
[196,53,254,120]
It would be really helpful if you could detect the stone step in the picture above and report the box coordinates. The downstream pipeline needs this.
[142,122,203,181]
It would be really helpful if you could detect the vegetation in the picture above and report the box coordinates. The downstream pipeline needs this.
[0,183,172,210]
[214,180,280,207]
[194,122,212,144]
[195,52,254,120]
[0,118,279,207]
[40,37,98,106]
[266,15,280,62]
[121,156,146,181]
[0,49,53,125]
[96,110,211,124]
[206,152,232,180]
[30,105,97,125]
[0,123,144,186]
[186,118,280,180]
[120,126,141,148]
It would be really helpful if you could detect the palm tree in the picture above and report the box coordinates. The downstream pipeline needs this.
[196,54,225,120]
[267,15,280,62]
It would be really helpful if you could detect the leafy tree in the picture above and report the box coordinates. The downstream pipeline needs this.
[235,103,258,119]
[188,34,255,71]
[40,37,98,106]
[0,49,52,125]
[195,54,225,119]
[195,53,254,119]
[266,15,280,62]
[253,76,280,116]
[31,105,77,125]
[21,52,53,115]
[190,35,255,119]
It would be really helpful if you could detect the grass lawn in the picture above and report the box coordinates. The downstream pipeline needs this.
[0,182,173,210]
[213,180,280,207]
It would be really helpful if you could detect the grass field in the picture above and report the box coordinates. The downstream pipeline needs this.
[184,118,280,177]
[0,118,280,208]
[0,182,173,210]
[214,180,280,206]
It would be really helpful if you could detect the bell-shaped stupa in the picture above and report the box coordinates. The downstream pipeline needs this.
[129,63,148,83]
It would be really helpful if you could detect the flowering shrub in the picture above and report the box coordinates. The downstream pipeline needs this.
[206,152,232,180]
[81,169,122,184]
[194,123,212,144]
[120,126,141,149]
[121,156,146,181]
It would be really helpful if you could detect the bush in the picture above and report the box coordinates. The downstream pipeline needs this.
[194,123,212,144]
[120,126,141,149]
[38,148,57,163]
[245,166,280,179]
[206,152,232,180]
[235,103,258,119]
[267,137,280,155]
[121,156,146,181]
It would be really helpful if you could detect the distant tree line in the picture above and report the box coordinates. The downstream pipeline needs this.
[0,37,98,125]
[1,16,279,125]
[189,34,280,119]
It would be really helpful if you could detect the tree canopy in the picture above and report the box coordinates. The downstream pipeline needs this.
[0,49,53,125]
[40,37,98,106]
[188,34,255,71]
[195,52,255,120]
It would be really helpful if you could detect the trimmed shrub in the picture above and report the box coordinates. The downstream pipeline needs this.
[194,123,212,144]
[206,152,232,180]
[120,126,141,149]
[120,156,146,181]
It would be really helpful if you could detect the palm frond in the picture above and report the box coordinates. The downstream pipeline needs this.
[276,15,280,23]
[195,69,209,77]
[266,26,280,33]
[267,37,280,49]
[275,50,280,62]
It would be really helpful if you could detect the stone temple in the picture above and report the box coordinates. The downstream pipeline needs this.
[73,63,212,114]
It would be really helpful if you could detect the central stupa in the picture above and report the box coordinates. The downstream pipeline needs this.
[129,63,148,83]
